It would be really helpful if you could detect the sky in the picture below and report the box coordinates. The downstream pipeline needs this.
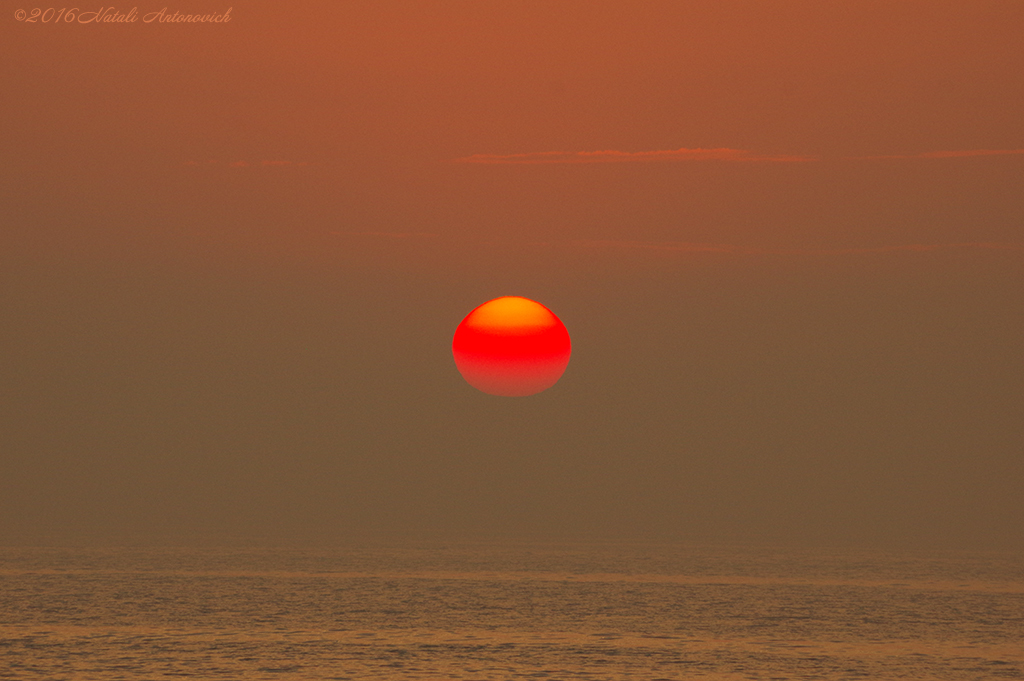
[1,1,1022,548]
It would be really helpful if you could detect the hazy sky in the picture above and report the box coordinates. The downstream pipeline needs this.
[2,1,1022,548]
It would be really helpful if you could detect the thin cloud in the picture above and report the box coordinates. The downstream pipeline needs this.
[853,149,1024,160]
[331,230,439,238]
[569,240,1024,256]
[182,160,311,167]
[453,148,816,164]
[572,240,740,253]
[920,149,1024,158]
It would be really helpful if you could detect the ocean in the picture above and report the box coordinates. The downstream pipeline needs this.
[0,543,1021,679]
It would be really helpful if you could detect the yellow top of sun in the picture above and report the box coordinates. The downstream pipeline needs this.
[464,296,556,331]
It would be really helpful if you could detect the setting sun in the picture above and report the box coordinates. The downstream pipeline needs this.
[452,296,571,397]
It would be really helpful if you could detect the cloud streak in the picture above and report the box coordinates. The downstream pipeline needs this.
[453,148,816,164]
[454,147,1024,164]
[331,231,439,239]
[182,160,311,167]
[567,240,1024,256]
[854,149,1024,160]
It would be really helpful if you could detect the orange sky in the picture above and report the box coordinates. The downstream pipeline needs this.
[1,1,1022,547]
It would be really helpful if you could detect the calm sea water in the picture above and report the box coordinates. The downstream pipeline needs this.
[0,543,1021,680]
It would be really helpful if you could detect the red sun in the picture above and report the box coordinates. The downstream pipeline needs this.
[452,296,571,397]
